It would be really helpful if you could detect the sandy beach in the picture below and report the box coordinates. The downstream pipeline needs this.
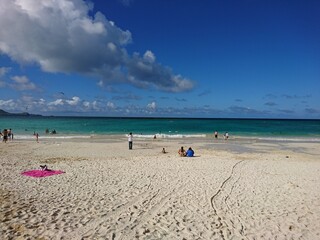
[1,136,320,239]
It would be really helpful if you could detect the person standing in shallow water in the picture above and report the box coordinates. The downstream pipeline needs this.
[128,132,133,150]
[2,129,8,143]
[224,132,229,140]
[214,131,218,139]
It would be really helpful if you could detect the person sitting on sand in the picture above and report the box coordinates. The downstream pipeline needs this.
[178,146,186,157]
[186,147,195,157]
[162,148,166,153]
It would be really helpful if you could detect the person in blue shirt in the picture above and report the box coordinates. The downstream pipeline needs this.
[186,147,194,157]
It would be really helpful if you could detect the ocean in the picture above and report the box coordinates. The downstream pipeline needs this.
[0,116,319,141]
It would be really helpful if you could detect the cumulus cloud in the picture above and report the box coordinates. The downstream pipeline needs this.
[48,96,81,107]
[92,100,100,110]
[0,67,11,87]
[0,99,17,110]
[10,76,37,91]
[66,96,81,106]
[0,67,11,76]
[83,101,90,108]
[147,101,156,110]
[143,50,156,63]
[0,0,194,92]
[48,99,64,106]
[126,51,193,92]
[107,101,115,109]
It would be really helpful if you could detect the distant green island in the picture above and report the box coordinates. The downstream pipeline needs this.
[0,109,42,117]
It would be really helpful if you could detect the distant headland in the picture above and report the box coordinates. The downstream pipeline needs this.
[0,109,42,117]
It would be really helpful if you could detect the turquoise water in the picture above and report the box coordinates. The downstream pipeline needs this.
[0,116,319,140]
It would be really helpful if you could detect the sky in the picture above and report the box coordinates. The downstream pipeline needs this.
[0,0,319,118]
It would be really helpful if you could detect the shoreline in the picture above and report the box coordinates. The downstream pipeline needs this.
[11,132,320,143]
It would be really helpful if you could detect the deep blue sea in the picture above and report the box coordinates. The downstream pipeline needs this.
[1,116,319,140]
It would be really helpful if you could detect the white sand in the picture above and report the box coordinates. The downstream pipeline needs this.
[0,137,320,239]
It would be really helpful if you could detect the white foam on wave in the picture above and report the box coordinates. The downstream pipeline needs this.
[235,135,320,142]
[132,133,207,139]
[15,135,90,140]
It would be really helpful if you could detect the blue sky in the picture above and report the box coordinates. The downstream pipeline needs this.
[0,0,319,118]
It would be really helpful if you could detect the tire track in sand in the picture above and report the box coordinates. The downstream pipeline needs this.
[210,160,248,239]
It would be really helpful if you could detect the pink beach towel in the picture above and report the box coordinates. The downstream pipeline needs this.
[21,169,64,178]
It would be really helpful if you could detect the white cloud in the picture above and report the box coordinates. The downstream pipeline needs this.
[66,96,80,106]
[127,53,194,92]
[143,50,156,63]
[83,101,90,108]
[107,101,115,109]
[147,101,156,110]
[21,95,34,102]
[0,0,194,92]
[92,100,99,110]
[10,76,37,91]
[48,99,64,106]
[0,99,17,110]
[0,67,11,76]
[0,67,11,87]
[0,0,131,73]
[39,98,46,105]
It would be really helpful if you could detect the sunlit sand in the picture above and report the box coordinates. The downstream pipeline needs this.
[1,137,319,239]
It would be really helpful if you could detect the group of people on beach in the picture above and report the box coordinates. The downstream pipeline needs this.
[1,128,13,143]
[178,146,194,157]
[127,130,232,156]
[127,132,195,157]
[45,129,57,134]
[214,131,229,140]
[126,130,231,157]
